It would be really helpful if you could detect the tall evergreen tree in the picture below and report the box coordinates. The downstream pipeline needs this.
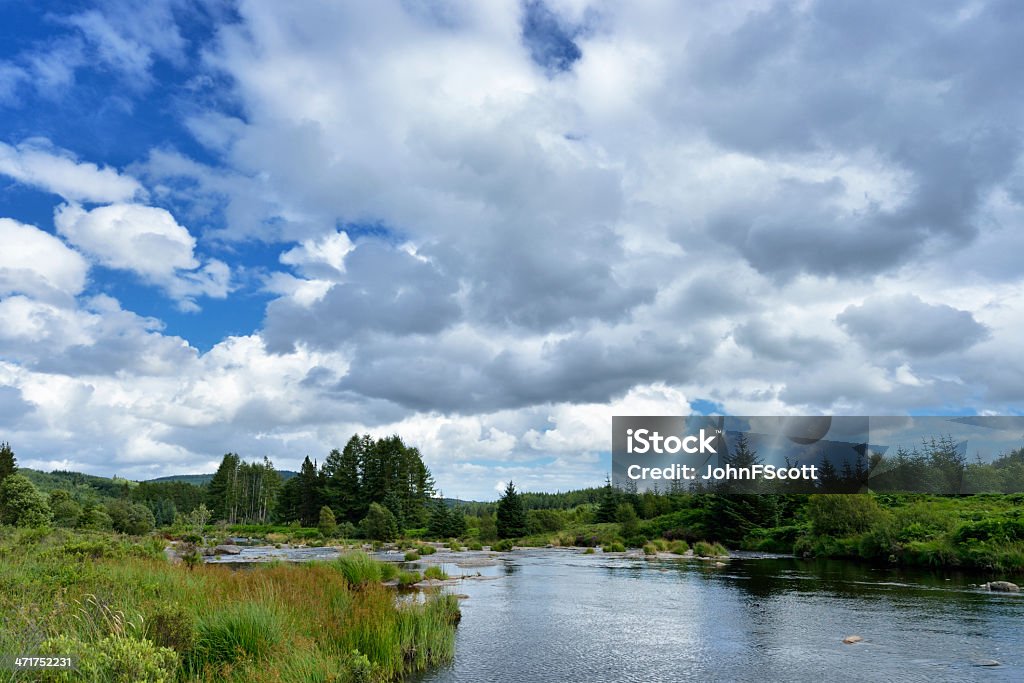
[496,481,527,539]
[207,453,240,522]
[297,456,322,527]
[596,476,619,523]
[0,442,16,487]
[321,436,364,523]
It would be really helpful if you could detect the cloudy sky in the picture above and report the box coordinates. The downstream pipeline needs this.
[1,1,1022,499]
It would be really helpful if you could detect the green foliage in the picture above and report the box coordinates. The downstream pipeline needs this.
[405,550,420,561]
[617,503,640,539]
[0,441,16,488]
[39,633,178,682]
[596,478,619,523]
[669,540,689,554]
[491,539,514,551]
[106,500,155,535]
[642,543,657,555]
[146,602,196,654]
[398,570,422,586]
[428,499,467,538]
[360,502,399,541]
[190,603,283,669]
[335,551,387,586]
[416,544,437,555]
[318,505,338,537]
[496,481,527,539]
[423,565,447,580]
[806,494,886,537]
[526,508,565,534]
[477,513,498,541]
[0,473,52,526]
[80,504,114,530]
[604,542,626,552]
[693,540,729,557]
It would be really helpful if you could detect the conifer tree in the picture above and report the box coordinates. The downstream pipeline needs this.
[596,476,619,523]
[0,442,16,487]
[318,505,338,537]
[496,481,527,539]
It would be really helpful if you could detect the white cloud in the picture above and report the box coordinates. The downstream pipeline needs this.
[0,139,143,203]
[53,202,230,310]
[0,217,88,302]
[279,230,354,279]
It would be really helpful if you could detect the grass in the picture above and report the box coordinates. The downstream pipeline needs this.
[404,550,420,561]
[423,566,448,581]
[397,570,422,587]
[0,528,459,682]
[416,545,437,556]
[693,540,729,557]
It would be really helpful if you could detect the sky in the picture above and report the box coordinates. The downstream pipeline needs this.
[1,0,1023,500]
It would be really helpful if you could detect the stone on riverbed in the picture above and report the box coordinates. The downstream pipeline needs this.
[212,544,242,555]
[971,659,1000,667]
[842,635,863,644]
[981,581,1019,592]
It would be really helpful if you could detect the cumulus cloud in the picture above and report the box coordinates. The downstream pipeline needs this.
[837,294,990,356]
[54,202,229,310]
[0,217,88,302]
[0,139,142,203]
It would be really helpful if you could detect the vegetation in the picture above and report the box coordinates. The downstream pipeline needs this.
[496,481,526,539]
[0,529,458,681]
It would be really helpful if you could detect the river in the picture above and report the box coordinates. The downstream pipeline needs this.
[413,548,1023,683]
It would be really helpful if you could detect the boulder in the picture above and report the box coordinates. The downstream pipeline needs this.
[842,636,863,645]
[971,659,1000,667]
[981,581,1020,592]
[213,544,243,555]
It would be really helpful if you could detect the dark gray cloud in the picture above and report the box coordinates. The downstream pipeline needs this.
[672,0,1024,279]
[733,318,836,362]
[262,241,462,352]
[0,386,34,427]
[837,294,989,356]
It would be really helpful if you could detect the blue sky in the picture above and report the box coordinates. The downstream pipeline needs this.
[1,1,1023,500]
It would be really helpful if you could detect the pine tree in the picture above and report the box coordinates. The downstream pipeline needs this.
[298,456,322,527]
[322,436,364,523]
[496,481,527,539]
[0,442,16,487]
[596,476,619,523]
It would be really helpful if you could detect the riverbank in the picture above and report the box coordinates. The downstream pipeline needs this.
[0,526,459,682]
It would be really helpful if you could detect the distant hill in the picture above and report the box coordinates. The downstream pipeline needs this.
[145,471,299,485]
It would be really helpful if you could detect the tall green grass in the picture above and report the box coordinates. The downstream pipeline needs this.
[0,528,459,682]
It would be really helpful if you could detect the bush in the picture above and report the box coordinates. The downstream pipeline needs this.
[807,494,885,537]
[417,544,437,555]
[106,500,155,535]
[40,633,178,683]
[0,474,52,527]
[405,551,420,561]
[467,541,483,551]
[359,503,399,542]
[318,506,338,537]
[669,540,689,555]
[146,602,196,654]
[604,542,626,552]
[583,547,595,554]
[491,539,514,552]
[642,543,657,556]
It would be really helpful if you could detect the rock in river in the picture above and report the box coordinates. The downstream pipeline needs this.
[842,635,863,645]
[981,581,1020,592]
[213,544,243,555]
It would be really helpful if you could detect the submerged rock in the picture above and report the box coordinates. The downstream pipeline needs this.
[842,635,863,645]
[971,659,1000,667]
[981,581,1020,592]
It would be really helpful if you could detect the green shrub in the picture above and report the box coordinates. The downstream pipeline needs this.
[146,602,196,654]
[583,547,595,554]
[604,542,625,552]
[39,633,178,683]
[379,562,399,582]
[491,539,514,552]
[404,551,420,561]
[423,565,448,581]
[807,494,886,537]
[467,542,483,551]
[642,543,657,555]
[669,540,689,555]
[417,545,437,555]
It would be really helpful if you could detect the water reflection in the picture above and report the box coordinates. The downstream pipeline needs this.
[419,550,1024,683]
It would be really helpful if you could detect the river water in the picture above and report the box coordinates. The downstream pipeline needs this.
[414,548,1023,683]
